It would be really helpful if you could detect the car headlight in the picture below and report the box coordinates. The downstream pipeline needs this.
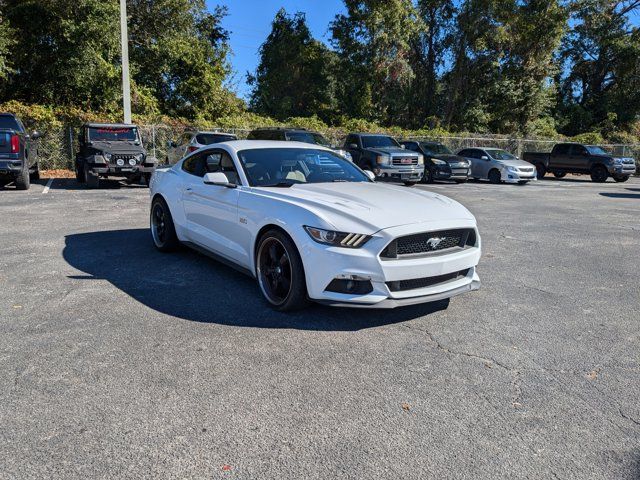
[376,155,390,165]
[433,159,446,165]
[104,153,112,161]
[304,226,371,248]
[417,154,424,165]
[136,153,145,163]
[507,166,518,172]
[613,158,622,165]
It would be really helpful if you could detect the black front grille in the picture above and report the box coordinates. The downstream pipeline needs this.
[381,228,475,258]
[111,154,137,165]
[387,269,470,292]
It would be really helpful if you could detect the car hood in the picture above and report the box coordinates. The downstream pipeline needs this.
[253,182,475,234]
[495,159,534,168]
[366,147,418,157]
[432,153,468,164]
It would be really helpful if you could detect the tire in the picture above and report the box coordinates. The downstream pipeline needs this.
[403,181,416,187]
[75,162,86,183]
[30,161,40,182]
[150,197,180,252]
[422,168,433,184]
[535,163,546,179]
[488,169,501,184]
[84,164,99,188]
[553,172,566,179]
[14,166,30,190]
[256,229,309,312]
[614,176,629,183]
[142,173,152,186]
[518,180,529,185]
[590,165,608,183]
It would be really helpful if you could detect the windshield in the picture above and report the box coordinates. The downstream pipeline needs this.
[88,127,139,142]
[0,116,21,131]
[196,133,237,145]
[238,148,370,186]
[421,143,453,155]
[286,131,331,147]
[362,136,400,149]
[585,145,609,155]
[487,149,516,160]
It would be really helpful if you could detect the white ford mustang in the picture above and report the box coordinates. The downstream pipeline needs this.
[149,141,481,311]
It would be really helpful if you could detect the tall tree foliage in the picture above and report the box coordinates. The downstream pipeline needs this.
[1,0,122,110]
[0,7,14,81]
[128,0,241,119]
[559,0,640,135]
[331,0,423,125]
[248,9,336,120]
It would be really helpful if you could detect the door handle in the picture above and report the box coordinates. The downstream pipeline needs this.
[184,187,193,194]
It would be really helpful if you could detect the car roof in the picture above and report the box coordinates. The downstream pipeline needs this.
[352,132,392,137]
[251,127,320,134]
[213,140,333,153]
[84,123,137,128]
[193,131,237,136]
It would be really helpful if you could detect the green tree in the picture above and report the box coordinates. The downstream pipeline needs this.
[128,0,242,119]
[0,7,13,82]
[559,0,640,135]
[248,9,336,121]
[331,0,423,125]
[1,0,121,110]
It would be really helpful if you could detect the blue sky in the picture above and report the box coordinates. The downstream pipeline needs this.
[209,0,346,99]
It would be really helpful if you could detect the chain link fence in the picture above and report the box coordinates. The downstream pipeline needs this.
[36,124,640,173]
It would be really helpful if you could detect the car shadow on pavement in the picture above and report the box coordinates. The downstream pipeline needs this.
[599,192,640,199]
[50,178,148,190]
[63,229,446,331]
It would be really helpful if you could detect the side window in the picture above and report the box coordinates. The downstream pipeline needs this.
[182,153,206,177]
[346,135,359,148]
[570,145,587,156]
[203,150,240,184]
[269,131,284,140]
[554,144,570,155]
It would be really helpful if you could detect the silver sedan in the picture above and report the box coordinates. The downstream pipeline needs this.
[457,147,537,184]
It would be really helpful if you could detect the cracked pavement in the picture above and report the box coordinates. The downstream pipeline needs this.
[1,176,639,479]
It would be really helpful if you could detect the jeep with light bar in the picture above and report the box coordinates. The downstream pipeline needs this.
[75,123,156,188]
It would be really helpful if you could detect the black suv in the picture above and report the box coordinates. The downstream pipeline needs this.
[0,113,41,190]
[75,123,156,188]
[400,140,470,183]
[247,128,353,161]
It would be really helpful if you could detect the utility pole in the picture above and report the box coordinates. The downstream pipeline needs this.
[120,0,132,124]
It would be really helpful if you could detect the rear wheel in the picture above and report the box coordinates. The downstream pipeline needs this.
[488,169,501,184]
[590,165,608,183]
[15,166,30,190]
[614,176,629,183]
[403,181,416,187]
[536,163,546,179]
[553,171,566,179]
[150,197,180,252]
[30,161,40,182]
[257,230,309,312]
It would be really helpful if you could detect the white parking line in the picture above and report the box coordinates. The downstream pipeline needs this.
[42,178,54,194]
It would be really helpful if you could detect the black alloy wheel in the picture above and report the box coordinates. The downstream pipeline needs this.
[257,231,308,311]
[535,163,546,179]
[590,165,608,183]
[488,169,501,184]
[150,198,179,252]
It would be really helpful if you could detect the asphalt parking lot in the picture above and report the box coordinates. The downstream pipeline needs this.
[1,175,639,479]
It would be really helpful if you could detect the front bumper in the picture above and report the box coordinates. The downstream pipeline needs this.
[609,164,636,177]
[502,170,537,183]
[299,219,481,308]
[378,164,423,182]
[88,164,156,175]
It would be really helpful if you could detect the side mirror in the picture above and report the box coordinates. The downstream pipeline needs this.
[481,156,489,161]
[364,170,376,181]
[203,172,236,188]
[400,144,406,149]
[348,143,358,149]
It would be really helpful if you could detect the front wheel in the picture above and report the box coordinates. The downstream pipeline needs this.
[614,176,629,183]
[590,165,608,183]
[403,181,417,187]
[256,230,309,312]
[150,197,180,252]
[536,163,546,179]
[553,172,566,178]
[84,164,99,188]
[422,168,433,184]
[488,169,501,184]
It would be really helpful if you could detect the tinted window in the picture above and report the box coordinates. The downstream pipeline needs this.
[286,131,331,147]
[421,143,453,155]
[248,130,268,140]
[570,145,588,156]
[486,149,516,160]
[0,115,21,131]
[585,145,608,155]
[553,144,570,155]
[196,133,237,145]
[402,142,419,152]
[361,136,400,149]
[238,148,369,186]
[345,135,359,148]
[88,127,138,142]
[182,154,206,177]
